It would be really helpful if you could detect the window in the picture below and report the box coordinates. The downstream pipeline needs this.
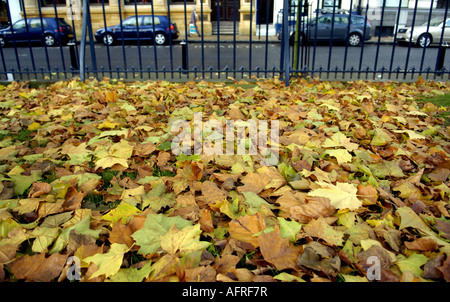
[335,16,348,24]
[351,16,365,25]
[322,0,340,8]
[29,19,48,28]
[170,0,195,4]
[318,16,332,25]
[437,0,449,9]
[125,0,151,4]
[40,0,66,6]
[89,0,109,4]
[142,16,161,25]
[122,17,139,27]
[13,20,26,30]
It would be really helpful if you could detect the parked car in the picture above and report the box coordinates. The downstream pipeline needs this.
[95,15,179,46]
[396,18,450,48]
[0,17,73,47]
[279,13,372,46]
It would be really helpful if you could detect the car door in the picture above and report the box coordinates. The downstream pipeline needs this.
[140,16,159,40]
[121,16,141,40]
[11,19,27,42]
[28,19,44,42]
[332,16,349,40]
[444,19,450,43]
[315,16,332,40]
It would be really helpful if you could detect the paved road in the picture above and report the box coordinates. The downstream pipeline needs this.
[1,40,449,80]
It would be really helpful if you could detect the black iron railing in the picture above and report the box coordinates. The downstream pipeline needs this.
[0,0,449,85]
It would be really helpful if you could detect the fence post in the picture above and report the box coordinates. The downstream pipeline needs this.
[282,0,290,86]
[79,0,87,82]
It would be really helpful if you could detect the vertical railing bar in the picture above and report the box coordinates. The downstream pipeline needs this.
[388,0,403,80]
[167,1,174,79]
[200,0,205,78]
[216,0,221,72]
[37,0,51,77]
[419,0,434,75]
[133,0,143,78]
[404,0,419,79]
[117,0,127,79]
[342,0,353,72]
[68,0,80,68]
[357,1,369,78]
[435,0,449,76]
[311,0,320,77]
[249,0,253,77]
[264,0,270,76]
[151,0,159,79]
[20,0,37,76]
[80,0,88,82]
[100,0,112,78]
[326,3,337,78]
[5,0,22,80]
[282,0,290,85]
[373,0,386,79]
[86,1,97,79]
[233,0,237,78]
[52,0,67,78]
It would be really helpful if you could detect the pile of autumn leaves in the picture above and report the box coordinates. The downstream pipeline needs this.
[0,77,449,282]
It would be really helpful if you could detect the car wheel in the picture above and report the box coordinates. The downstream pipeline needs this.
[154,32,167,45]
[44,34,56,47]
[418,33,431,48]
[348,33,361,46]
[103,33,115,46]
[0,36,6,48]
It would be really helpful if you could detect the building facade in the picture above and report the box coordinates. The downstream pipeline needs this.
[16,0,264,37]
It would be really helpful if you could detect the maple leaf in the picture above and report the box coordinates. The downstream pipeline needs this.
[84,243,130,279]
[308,181,361,210]
[131,213,192,255]
[258,225,301,271]
[160,224,210,255]
[10,253,68,282]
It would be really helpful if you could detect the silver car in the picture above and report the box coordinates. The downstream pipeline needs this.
[397,18,450,48]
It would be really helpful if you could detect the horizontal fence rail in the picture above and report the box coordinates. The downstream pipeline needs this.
[0,0,449,84]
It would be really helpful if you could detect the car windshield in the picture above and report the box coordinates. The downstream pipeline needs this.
[422,19,443,27]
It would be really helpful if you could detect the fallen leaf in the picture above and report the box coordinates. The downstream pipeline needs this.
[258,225,301,271]
[308,181,361,211]
[84,243,130,279]
[10,253,68,282]
[228,212,266,248]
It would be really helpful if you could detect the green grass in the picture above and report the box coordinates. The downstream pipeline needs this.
[417,93,450,126]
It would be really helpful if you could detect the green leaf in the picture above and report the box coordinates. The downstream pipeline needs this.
[396,253,429,277]
[131,213,192,255]
[241,191,276,215]
[107,261,152,282]
[278,217,302,242]
[160,224,210,255]
[84,243,130,279]
[49,215,101,254]
[101,203,141,225]
[141,181,175,211]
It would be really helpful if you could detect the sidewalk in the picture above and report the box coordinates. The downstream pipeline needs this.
[183,34,394,44]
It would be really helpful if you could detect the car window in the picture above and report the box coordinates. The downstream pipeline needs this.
[335,16,349,24]
[13,20,26,30]
[143,16,161,26]
[318,17,332,25]
[446,19,450,27]
[351,16,364,25]
[122,17,139,27]
[30,19,45,29]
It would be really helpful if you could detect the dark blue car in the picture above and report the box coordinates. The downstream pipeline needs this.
[95,15,179,46]
[0,18,73,47]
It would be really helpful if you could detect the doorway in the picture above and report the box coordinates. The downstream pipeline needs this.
[257,0,274,25]
[211,0,239,22]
